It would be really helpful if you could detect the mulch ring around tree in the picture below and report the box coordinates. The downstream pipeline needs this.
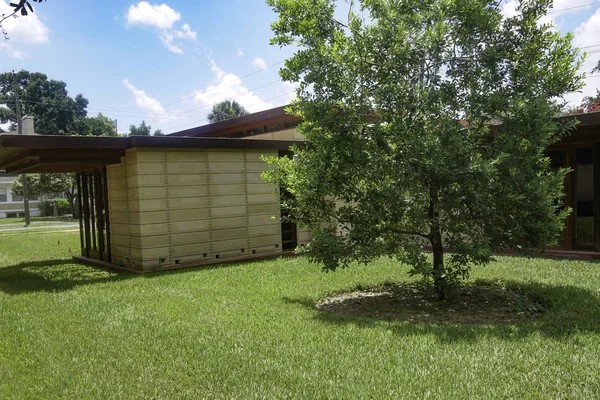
[316,282,547,325]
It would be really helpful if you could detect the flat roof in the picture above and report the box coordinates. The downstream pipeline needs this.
[0,135,298,173]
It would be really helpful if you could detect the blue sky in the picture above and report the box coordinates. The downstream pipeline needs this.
[1,0,599,134]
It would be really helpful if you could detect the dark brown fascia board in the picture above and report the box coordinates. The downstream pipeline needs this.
[0,134,300,152]
[168,105,297,137]
[0,134,129,149]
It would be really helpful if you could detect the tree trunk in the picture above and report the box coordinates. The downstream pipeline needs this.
[429,185,447,300]
[431,227,447,301]
[67,192,76,218]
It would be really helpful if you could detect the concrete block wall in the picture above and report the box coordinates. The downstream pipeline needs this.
[106,147,287,271]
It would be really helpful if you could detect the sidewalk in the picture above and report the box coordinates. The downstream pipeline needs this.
[0,223,79,232]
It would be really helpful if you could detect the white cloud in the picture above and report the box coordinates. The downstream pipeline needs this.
[0,1,49,44]
[174,23,196,40]
[191,59,275,116]
[236,48,244,57]
[126,1,180,30]
[0,42,24,59]
[125,2,196,55]
[252,56,268,70]
[564,7,600,107]
[123,78,174,122]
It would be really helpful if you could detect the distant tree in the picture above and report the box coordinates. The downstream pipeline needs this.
[0,70,89,135]
[568,90,600,114]
[153,129,165,136]
[264,0,584,299]
[594,60,600,74]
[12,173,77,216]
[0,1,46,40]
[128,120,152,136]
[73,113,118,136]
[207,100,249,123]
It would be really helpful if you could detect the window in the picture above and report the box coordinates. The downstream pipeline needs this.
[284,120,301,129]
[0,188,6,202]
[248,127,264,136]
[266,123,283,133]
[12,194,23,202]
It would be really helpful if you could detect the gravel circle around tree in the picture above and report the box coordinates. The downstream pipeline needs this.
[316,282,547,325]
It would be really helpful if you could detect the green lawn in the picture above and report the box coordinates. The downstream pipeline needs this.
[0,216,75,227]
[1,229,600,399]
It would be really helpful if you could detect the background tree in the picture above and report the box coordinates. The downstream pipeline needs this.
[12,173,77,216]
[207,100,249,123]
[128,120,152,136]
[0,70,89,134]
[73,113,118,136]
[153,129,165,136]
[264,0,584,299]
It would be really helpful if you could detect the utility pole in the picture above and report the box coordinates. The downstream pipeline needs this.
[13,71,30,227]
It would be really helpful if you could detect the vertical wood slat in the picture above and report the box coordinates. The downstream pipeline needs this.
[564,146,574,251]
[94,170,105,260]
[89,172,97,251]
[570,146,578,249]
[76,173,84,255]
[594,144,600,251]
[81,172,91,258]
[103,167,112,262]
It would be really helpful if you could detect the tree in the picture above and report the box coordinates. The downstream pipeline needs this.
[153,129,165,136]
[73,113,118,137]
[263,0,584,299]
[129,120,152,136]
[12,173,77,216]
[0,70,89,134]
[569,90,600,114]
[0,1,46,40]
[207,100,249,123]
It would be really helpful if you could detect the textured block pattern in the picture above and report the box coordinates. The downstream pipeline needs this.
[106,148,287,271]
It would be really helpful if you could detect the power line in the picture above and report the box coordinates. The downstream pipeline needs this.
[547,1,600,14]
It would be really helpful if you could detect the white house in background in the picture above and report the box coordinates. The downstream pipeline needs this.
[0,115,41,219]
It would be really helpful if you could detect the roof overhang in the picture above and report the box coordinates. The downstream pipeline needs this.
[0,135,298,173]
[168,105,300,137]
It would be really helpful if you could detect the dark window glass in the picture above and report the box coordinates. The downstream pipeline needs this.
[284,120,301,129]
[248,127,264,136]
[231,131,245,138]
[0,188,6,202]
[549,150,565,170]
[267,123,283,132]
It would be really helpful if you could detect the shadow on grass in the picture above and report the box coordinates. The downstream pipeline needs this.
[284,280,600,342]
[0,259,133,295]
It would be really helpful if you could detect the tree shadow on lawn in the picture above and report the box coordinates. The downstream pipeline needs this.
[283,280,600,343]
[0,259,133,295]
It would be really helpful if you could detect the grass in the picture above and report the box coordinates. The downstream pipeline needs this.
[1,229,600,398]
[0,216,75,228]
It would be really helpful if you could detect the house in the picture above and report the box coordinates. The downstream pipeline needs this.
[0,106,599,271]
[0,116,42,219]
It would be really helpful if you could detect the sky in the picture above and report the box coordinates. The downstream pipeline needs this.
[0,0,599,135]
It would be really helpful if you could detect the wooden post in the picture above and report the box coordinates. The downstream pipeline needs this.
[76,173,84,255]
[94,170,105,260]
[89,172,96,251]
[81,173,91,257]
[103,167,112,262]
